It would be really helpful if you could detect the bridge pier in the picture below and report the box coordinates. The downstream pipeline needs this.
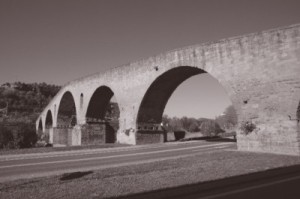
[52,125,81,147]
[237,120,300,155]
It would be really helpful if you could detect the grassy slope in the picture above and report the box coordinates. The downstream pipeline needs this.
[1,150,300,199]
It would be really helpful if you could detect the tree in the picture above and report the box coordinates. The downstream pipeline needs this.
[0,124,14,149]
[216,105,238,131]
[17,123,38,148]
[200,120,224,136]
[224,105,238,128]
[188,121,200,132]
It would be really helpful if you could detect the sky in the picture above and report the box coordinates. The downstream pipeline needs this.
[1,0,300,118]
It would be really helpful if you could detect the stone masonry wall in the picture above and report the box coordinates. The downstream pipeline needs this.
[81,124,106,145]
[53,128,70,146]
[136,131,165,145]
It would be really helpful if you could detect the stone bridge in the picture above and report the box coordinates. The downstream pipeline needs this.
[37,23,300,155]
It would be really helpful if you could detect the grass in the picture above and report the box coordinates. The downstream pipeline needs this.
[1,149,300,199]
[0,143,130,156]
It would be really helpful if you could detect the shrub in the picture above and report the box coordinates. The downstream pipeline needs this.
[174,130,186,140]
[17,123,38,148]
[200,120,224,137]
[0,124,14,149]
[0,122,38,149]
[240,121,256,135]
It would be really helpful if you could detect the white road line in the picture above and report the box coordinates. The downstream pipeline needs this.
[0,142,234,162]
[0,145,171,161]
[0,143,232,169]
[201,174,300,199]
[0,145,182,161]
[192,145,229,152]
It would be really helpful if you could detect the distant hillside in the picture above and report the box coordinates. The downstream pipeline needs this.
[0,82,61,123]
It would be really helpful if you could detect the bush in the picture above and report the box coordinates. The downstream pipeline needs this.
[0,122,38,149]
[200,120,224,137]
[240,121,256,135]
[0,124,14,149]
[174,131,186,140]
[17,123,38,148]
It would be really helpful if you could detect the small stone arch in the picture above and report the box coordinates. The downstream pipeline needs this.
[45,110,53,128]
[57,91,77,127]
[85,86,120,144]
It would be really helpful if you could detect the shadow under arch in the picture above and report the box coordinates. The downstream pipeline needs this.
[136,66,234,144]
[84,86,120,144]
[44,110,53,143]
[57,91,77,127]
[45,110,53,128]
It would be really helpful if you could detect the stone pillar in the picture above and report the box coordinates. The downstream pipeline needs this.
[117,104,138,145]
[49,127,54,144]
[233,77,300,155]
[53,127,69,147]
[71,125,82,146]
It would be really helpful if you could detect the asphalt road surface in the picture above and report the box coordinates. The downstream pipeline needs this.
[0,141,235,182]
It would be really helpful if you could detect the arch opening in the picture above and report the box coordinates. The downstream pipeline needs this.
[136,66,237,144]
[137,66,204,125]
[84,86,120,144]
[44,110,53,143]
[45,110,53,128]
[57,91,77,127]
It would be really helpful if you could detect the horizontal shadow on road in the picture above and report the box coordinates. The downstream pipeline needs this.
[106,164,300,199]
[60,171,93,181]
[174,137,236,143]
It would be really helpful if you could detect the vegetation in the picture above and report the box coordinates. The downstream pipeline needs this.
[0,82,61,149]
[240,121,256,135]
[0,82,60,113]
[0,123,37,149]
[162,105,238,137]
[215,105,238,131]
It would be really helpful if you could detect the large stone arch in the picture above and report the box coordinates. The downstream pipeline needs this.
[137,66,206,124]
[83,86,120,144]
[135,66,236,144]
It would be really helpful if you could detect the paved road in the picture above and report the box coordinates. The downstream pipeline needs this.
[0,141,235,182]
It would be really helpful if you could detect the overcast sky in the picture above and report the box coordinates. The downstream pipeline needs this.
[1,0,300,118]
